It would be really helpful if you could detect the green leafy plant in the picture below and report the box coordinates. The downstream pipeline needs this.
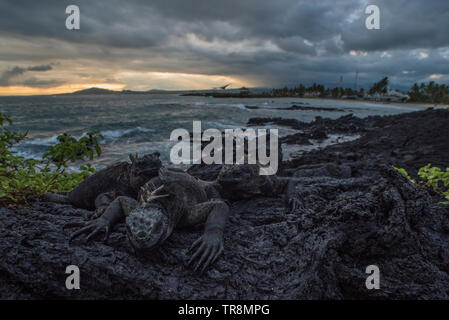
[394,164,449,204]
[0,112,103,206]
[418,164,449,204]
[393,166,416,184]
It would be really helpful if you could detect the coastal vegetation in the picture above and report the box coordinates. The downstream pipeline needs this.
[0,112,102,206]
[270,82,362,98]
[266,77,449,104]
[368,77,389,95]
[66,79,449,105]
[408,82,449,104]
[394,164,449,204]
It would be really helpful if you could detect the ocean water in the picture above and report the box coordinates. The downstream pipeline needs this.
[0,94,423,169]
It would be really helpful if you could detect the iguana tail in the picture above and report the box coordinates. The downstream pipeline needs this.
[41,193,71,204]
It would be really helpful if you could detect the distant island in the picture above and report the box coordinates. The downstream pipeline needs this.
[70,87,119,95]
[66,77,449,105]
[67,87,180,95]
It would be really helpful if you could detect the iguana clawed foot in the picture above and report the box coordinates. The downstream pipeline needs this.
[288,197,312,214]
[90,207,106,220]
[288,197,302,213]
[139,184,169,204]
[65,217,112,243]
[187,231,224,273]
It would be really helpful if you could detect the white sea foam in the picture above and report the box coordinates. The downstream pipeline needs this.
[23,127,155,146]
[191,102,249,111]
[13,127,155,160]
[2,94,419,168]
[10,148,44,160]
[101,127,154,139]
[206,121,246,130]
[25,135,60,146]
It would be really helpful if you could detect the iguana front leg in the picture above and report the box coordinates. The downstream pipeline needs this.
[270,177,303,213]
[285,178,304,213]
[66,196,138,242]
[90,191,117,220]
[184,200,229,273]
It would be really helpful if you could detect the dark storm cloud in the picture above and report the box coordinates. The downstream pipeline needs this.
[0,64,54,86]
[342,0,449,52]
[27,65,53,72]
[0,67,26,86]
[0,0,448,89]
[22,77,64,88]
[0,0,360,48]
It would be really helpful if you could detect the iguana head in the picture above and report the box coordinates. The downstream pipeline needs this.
[125,204,169,251]
[129,152,162,191]
[217,164,274,199]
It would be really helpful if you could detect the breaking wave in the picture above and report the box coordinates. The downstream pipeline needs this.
[101,127,155,140]
[191,102,249,111]
[13,127,156,161]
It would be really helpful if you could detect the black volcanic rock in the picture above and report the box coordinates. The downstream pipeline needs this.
[1,109,449,299]
[277,105,345,112]
[310,127,327,140]
[1,164,449,299]
[244,104,345,112]
[280,133,313,145]
[282,108,449,177]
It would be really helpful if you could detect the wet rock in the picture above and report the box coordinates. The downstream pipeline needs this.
[310,128,327,140]
[280,133,312,145]
[1,109,449,299]
[248,113,368,134]
[278,105,345,112]
[282,109,449,177]
[2,164,448,299]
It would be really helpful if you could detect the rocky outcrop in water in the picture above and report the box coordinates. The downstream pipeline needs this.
[279,108,449,176]
[245,104,345,112]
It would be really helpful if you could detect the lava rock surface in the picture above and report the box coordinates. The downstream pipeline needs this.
[1,108,449,299]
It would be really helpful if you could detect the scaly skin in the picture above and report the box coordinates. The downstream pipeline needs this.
[67,167,229,272]
[42,152,162,211]
[65,164,303,272]
[215,164,303,211]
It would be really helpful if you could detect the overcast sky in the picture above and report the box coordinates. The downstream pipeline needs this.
[0,0,448,95]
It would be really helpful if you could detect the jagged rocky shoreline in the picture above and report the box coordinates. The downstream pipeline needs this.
[1,108,449,299]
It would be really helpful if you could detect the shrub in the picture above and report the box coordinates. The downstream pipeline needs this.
[392,166,416,184]
[418,164,449,204]
[0,112,103,206]
[394,164,449,204]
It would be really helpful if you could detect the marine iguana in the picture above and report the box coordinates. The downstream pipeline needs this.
[66,164,304,272]
[42,152,162,212]
[214,164,304,212]
[67,167,229,272]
